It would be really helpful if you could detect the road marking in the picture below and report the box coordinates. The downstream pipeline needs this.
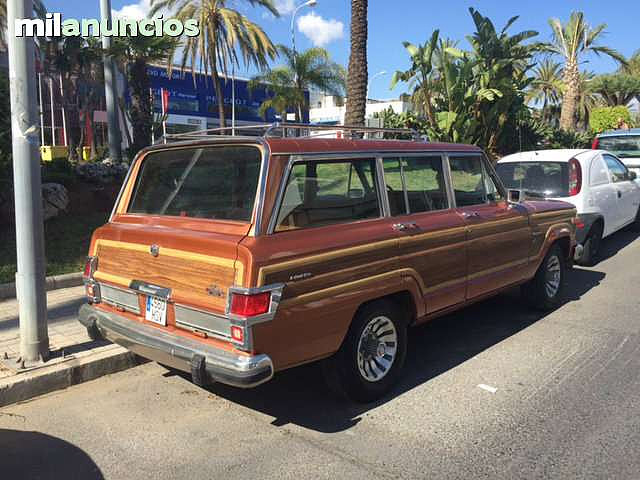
[478,384,498,393]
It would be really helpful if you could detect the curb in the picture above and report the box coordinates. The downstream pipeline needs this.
[0,272,83,301]
[0,346,145,407]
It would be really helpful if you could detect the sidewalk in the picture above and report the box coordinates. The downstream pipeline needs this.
[0,286,141,406]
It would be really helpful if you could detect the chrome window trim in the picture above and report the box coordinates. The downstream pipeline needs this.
[442,152,457,209]
[111,141,269,233]
[378,152,452,215]
[266,153,385,234]
[375,157,391,217]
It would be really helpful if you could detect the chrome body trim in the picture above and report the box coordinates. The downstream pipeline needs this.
[100,283,140,314]
[78,304,274,388]
[174,304,231,340]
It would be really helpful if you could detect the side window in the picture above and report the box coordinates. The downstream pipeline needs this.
[604,155,629,183]
[590,156,610,186]
[404,156,449,212]
[275,158,380,232]
[382,158,408,216]
[449,155,490,207]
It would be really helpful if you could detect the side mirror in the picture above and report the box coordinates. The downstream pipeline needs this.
[507,189,522,203]
[629,171,637,181]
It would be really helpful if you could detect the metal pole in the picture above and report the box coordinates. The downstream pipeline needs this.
[99,0,122,162]
[37,72,44,145]
[59,74,67,146]
[8,0,49,363]
[49,76,56,146]
[231,67,236,136]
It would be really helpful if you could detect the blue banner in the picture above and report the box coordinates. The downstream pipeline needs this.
[145,65,309,123]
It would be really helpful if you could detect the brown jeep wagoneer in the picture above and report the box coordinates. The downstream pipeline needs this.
[79,124,576,402]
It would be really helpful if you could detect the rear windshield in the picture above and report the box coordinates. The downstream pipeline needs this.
[598,135,640,158]
[495,161,569,197]
[128,146,261,221]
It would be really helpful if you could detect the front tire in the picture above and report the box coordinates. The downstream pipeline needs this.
[323,300,408,403]
[522,244,566,311]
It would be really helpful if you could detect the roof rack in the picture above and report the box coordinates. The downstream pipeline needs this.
[159,122,426,144]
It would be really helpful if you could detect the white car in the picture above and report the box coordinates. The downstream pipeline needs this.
[496,149,640,265]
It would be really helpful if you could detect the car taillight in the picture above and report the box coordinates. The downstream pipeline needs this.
[230,292,271,317]
[568,158,582,196]
[591,137,599,149]
[230,325,245,343]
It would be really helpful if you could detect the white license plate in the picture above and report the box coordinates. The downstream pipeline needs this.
[145,296,167,326]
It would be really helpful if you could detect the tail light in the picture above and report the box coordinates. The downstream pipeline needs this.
[83,256,100,303]
[230,292,271,317]
[568,158,582,196]
[591,137,599,149]
[83,256,97,280]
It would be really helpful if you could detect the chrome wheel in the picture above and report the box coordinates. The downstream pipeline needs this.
[545,254,561,298]
[356,315,398,382]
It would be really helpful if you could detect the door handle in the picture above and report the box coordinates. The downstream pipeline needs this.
[462,211,481,218]
[392,222,419,232]
[392,223,408,231]
[618,190,622,198]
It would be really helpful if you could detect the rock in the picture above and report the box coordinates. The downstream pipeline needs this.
[76,162,129,185]
[41,183,69,221]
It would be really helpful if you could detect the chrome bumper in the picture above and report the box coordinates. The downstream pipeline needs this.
[78,304,274,388]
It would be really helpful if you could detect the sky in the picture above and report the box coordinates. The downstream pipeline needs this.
[42,0,640,99]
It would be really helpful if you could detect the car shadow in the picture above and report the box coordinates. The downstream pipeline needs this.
[592,227,640,265]
[191,267,606,433]
[0,428,104,479]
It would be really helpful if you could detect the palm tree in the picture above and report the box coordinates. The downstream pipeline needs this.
[109,35,179,154]
[250,45,345,122]
[546,11,627,131]
[527,58,563,123]
[150,0,278,129]
[344,0,368,127]
[390,30,440,131]
[589,73,640,107]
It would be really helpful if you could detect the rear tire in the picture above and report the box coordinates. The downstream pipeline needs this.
[322,300,408,403]
[577,223,603,267]
[522,244,566,311]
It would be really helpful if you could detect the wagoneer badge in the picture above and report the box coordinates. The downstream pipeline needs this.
[206,284,225,297]
[149,244,160,257]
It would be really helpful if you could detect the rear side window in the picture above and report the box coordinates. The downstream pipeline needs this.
[495,161,569,197]
[275,158,380,231]
[128,146,261,221]
[383,156,449,215]
[589,156,610,186]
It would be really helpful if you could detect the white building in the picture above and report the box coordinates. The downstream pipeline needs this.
[309,93,413,126]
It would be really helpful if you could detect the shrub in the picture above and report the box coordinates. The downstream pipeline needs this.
[589,106,632,133]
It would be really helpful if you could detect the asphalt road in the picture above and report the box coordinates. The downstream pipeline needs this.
[2,228,640,479]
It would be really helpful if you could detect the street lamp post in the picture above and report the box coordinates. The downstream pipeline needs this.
[367,70,387,101]
[290,0,317,124]
[99,0,122,163]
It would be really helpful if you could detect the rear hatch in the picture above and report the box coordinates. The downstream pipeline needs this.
[90,143,263,335]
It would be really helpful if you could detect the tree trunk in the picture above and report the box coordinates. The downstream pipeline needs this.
[560,60,579,131]
[129,59,152,153]
[344,0,368,127]
[212,60,226,129]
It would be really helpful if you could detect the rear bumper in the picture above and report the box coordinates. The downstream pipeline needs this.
[78,304,273,388]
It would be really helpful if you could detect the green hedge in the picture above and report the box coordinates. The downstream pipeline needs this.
[590,106,632,133]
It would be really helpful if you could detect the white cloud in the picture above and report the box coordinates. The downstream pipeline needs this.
[274,0,296,15]
[112,0,163,21]
[297,12,344,47]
